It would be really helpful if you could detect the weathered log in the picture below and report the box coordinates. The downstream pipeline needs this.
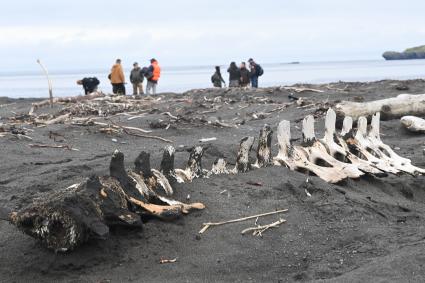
[301,115,364,179]
[401,116,425,133]
[273,120,346,183]
[334,93,425,121]
[253,125,273,168]
[233,137,255,173]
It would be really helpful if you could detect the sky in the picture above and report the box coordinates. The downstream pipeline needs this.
[1,0,425,71]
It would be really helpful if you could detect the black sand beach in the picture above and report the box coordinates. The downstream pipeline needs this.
[0,79,425,282]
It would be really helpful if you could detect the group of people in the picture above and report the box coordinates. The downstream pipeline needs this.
[211,58,263,89]
[77,57,264,96]
[109,58,161,95]
[77,58,161,96]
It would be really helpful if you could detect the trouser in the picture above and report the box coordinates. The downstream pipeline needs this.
[112,83,126,95]
[146,81,157,95]
[229,80,240,88]
[250,76,259,88]
[132,83,144,95]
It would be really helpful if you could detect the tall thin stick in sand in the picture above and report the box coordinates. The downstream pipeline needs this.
[37,59,53,107]
[199,209,288,234]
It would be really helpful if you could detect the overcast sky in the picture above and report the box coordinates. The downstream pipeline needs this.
[1,0,424,71]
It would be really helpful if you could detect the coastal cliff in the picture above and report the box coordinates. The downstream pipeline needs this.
[383,45,425,60]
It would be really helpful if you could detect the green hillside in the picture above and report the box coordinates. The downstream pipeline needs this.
[405,45,425,53]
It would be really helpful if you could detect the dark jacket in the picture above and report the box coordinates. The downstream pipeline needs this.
[227,66,240,81]
[239,68,250,85]
[82,77,100,94]
[250,63,263,78]
[130,67,144,84]
[211,71,225,87]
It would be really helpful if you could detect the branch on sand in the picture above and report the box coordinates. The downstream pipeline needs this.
[28,143,79,151]
[199,209,288,234]
[241,218,286,237]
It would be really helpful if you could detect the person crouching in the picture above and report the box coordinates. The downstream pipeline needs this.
[77,77,100,95]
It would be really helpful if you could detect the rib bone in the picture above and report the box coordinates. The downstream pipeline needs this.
[274,120,346,183]
[367,113,424,174]
[302,115,364,179]
[321,109,384,175]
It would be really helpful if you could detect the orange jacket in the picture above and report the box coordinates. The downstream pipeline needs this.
[110,63,125,84]
[151,61,161,81]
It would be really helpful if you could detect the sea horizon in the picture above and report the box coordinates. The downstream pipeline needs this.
[1,58,425,99]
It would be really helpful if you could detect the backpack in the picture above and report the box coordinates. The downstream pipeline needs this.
[257,65,264,76]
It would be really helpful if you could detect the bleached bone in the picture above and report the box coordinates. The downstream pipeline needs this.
[174,146,206,182]
[209,158,230,175]
[232,136,255,173]
[133,151,173,196]
[301,115,364,179]
[253,124,273,168]
[401,116,425,133]
[321,109,384,175]
[274,120,346,183]
[342,117,400,175]
[368,113,424,175]
[334,93,425,121]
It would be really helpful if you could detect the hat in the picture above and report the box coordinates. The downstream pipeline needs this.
[133,62,138,66]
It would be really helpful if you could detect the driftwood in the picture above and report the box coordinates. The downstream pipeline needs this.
[1,150,204,252]
[401,116,425,133]
[241,219,286,236]
[199,209,288,234]
[36,59,53,107]
[29,92,105,115]
[334,93,425,121]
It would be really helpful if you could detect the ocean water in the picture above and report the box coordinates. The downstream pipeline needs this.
[1,59,425,98]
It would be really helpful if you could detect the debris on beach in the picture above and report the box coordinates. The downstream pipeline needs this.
[0,149,205,252]
[401,116,425,133]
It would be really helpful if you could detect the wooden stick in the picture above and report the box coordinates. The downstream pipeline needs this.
[28,143,79,151]
[199,209,288,234]
[94,121,152,134]
[37,59,53,107]
[241,219,286,236]
[121,128,173,143]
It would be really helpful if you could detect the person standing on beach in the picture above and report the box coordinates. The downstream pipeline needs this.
[239,62,250,88]
[248,58,264,88]
[227,62,240,88]
[211,66,226,88]
[130,62,144,95]
[109,59,126,95]
[146,58,161,95]
[76,77,100,95]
